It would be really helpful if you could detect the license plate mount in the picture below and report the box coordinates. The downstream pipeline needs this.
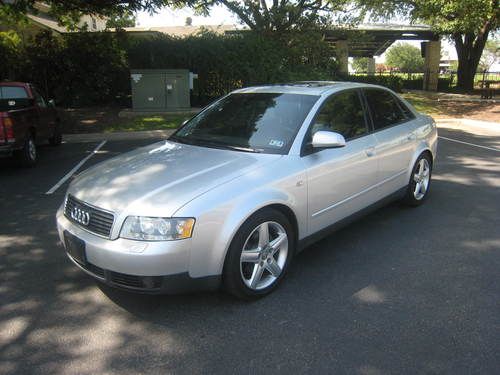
[64,230,86,265]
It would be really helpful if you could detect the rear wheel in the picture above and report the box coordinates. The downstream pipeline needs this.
[15,134,37,167]
[403,153,432,206]
[223,208,294,299]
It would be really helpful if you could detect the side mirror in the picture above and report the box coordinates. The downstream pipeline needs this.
[311,131,346,148]
[48,99,55,107]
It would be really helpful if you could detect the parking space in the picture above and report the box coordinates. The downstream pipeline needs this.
[0,125,499,374]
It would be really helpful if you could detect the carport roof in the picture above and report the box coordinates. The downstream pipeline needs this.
[324,23,439,57]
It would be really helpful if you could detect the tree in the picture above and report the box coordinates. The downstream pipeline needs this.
[478,39,499,72]
[106,10,136,28]
[1,0,355,33]
[385,42,424,73]
[351,57,370,72]
[184,0,354,33]
[353,0,499,90]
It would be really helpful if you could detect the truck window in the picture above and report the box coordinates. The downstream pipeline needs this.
[0,86,29,99]
[32,88,47,108]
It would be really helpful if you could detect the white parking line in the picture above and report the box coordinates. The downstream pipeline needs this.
[45,140,107,195]
[438,136,500,153]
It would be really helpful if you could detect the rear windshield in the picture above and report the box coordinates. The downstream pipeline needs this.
[171,93,319,154]
[0,86,28,99]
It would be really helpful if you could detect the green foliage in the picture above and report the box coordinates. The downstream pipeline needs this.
[385,42,425,73]
[351,57,371,73]
[353,0,499,90]
[1,29,338,106]
[106,10,136,29]
[347,75,403,92]
[127,30,337,103]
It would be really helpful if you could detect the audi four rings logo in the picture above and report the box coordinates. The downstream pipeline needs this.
[71,207,90,226]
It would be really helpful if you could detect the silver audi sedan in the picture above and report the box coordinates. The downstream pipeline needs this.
[56,82,437,299]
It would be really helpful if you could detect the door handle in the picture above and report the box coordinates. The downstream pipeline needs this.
[365,147,376,157]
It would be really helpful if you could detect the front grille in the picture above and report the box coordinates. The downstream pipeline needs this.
[64,195,114,237]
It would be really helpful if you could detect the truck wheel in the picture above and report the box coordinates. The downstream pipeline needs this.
[49,122,62,146]
[15,135,37,167]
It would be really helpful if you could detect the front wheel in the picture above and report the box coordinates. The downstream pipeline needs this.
[223,208,294,299]
[403,153,432,206]
[15,135,37,167]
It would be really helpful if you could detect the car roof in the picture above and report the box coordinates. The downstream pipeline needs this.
[233,81,383,96]
[0,81,29,87]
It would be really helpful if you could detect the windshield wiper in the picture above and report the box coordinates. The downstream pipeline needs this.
[170,136,261,153]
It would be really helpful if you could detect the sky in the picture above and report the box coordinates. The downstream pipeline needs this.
[136,7,459,64]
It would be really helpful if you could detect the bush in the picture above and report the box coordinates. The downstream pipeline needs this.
[346,74,404,92]
[401,77,453,91]
[1,29,339,106]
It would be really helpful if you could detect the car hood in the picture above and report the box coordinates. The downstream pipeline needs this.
[68,140,281,216]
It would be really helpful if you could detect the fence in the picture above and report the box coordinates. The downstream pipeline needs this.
[351,70,500,91]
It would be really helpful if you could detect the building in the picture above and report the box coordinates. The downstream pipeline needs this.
[26,1,107,33]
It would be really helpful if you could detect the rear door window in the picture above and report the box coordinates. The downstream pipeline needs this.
[0,86,29,99]
[364,89,411,130]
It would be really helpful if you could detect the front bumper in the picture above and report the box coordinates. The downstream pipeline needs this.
[56,209,221,293]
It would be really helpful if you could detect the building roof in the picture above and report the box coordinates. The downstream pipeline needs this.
[110,24,238,37]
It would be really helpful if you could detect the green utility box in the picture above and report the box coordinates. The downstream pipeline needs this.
[130,69,192,111]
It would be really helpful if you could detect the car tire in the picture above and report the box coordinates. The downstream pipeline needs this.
[403,153,432,207]
[15,134,37,167]
[223,208,295,300]
[49,122,62,146]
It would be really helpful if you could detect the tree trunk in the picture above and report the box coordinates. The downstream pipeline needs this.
[453,27,491,92]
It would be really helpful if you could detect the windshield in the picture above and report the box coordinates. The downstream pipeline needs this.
[171,93,319,154]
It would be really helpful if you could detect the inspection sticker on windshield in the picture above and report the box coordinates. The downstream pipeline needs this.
[269,139,285,148]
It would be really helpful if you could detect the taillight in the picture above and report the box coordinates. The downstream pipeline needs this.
[3,117,14,141]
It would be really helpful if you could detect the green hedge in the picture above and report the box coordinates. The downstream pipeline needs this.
[346,74,404,92]
[1,30,338,106]
[401,77,454,91]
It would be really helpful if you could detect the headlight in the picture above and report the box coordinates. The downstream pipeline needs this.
[120,216,195,241]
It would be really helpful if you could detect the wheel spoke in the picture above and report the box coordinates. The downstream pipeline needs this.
[265,259,282,277]
[418,160,425,175]
[413,173,420,183]
[249,264,265,289]
[258,223,269,248]
[414,182,421,196]
[241,249,261,263]
[269,233,287,255]
[421,179,428,194]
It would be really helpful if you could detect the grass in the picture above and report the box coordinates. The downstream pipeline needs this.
[104,113,191,133]
[401,92,443,116]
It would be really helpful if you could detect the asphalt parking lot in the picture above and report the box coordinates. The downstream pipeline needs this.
[1,122,499,374]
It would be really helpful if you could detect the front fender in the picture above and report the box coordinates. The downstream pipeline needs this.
[174,162,308,278]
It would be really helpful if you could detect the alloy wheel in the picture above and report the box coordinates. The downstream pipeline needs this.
[240,221,288,290]
[413,158,430,200]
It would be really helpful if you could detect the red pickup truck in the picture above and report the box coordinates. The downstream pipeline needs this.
[0,82,62,166]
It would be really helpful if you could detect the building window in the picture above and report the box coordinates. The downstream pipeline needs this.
[92,18,97,30]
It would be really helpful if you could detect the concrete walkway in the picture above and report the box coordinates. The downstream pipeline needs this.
[63,129,176,143]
